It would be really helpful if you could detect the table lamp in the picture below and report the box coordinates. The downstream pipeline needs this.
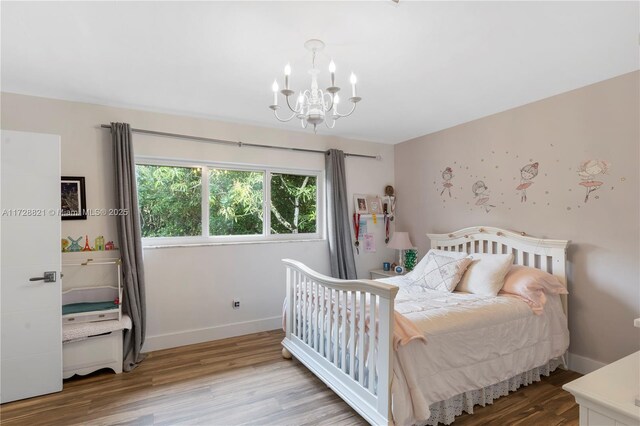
[387,231,413,266]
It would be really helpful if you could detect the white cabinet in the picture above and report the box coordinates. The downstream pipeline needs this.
[61,257,125,378]
[563,351,640,426]
[63,330,123,379]
[62,258,122,324]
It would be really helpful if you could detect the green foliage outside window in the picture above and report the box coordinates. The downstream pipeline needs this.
[136,165,202,237]
[270,173,317,234]
[209,169,263,236]
[136,164,318,238]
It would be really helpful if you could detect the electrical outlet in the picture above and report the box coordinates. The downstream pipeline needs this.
[232,299,240,309]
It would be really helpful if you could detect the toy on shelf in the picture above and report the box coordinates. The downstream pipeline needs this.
[67,236,82,252]
[94,235,105,251]
[82,235,92,252]
[62,234,117,253]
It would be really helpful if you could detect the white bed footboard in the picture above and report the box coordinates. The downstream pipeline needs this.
[282,259,399,426]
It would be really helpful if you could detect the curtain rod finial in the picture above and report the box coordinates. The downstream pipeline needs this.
[376,155,382,161]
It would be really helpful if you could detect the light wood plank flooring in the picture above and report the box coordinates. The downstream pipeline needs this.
[0,330,581,425]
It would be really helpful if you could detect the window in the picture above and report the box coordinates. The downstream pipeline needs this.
[270,173,317,234]
[136,164,202,238]
[209,169,263,236]
[135,158,322,244]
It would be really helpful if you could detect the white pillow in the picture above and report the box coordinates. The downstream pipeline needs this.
[406,249,472,292]
[455,253,514,296]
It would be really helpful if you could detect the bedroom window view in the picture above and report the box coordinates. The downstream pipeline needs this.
[270,173,317,234]
[136,164,202,237]
[208,169,264,236]
[136,163,320,241]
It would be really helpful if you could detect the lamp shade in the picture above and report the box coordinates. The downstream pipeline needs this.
[387,232,413,250]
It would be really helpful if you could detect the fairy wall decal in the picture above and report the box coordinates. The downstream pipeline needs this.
[577,159,610,202]
[440,167,454,197]
[516,162,539,202]
[472,180,495,213]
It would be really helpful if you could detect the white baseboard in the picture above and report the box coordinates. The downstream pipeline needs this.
[568,352,607,375]
[142,316,282,353]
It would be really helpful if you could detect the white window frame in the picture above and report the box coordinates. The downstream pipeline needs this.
[135,156,324,246]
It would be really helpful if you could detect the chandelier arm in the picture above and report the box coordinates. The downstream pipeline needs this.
[334,102,357,118]
[272,109,298,122]
[285,96,302,114]
[324,118,337,129]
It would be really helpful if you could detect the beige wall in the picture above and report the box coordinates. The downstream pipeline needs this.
[1,93,396,351]
[394,71,640,365]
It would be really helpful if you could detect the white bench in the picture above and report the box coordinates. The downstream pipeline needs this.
[62,315,131,379]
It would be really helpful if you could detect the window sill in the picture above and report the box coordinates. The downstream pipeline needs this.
[142,238,327,250]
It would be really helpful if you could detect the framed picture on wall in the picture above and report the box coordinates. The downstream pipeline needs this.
[61,176,87,220]
[367,196,383,214]
[354,194,369,214]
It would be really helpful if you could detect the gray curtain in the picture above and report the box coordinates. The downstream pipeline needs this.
[111,122,147,371]
[325,149,357,279]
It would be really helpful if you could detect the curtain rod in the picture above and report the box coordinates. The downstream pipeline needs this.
[99,124,380,160]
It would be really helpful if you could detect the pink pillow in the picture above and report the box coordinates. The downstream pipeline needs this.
[499,265,568,315]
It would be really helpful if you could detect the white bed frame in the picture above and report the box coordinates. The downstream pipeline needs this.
[282,226,569,426]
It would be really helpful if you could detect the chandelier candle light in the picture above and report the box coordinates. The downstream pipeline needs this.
[269,39,362,132]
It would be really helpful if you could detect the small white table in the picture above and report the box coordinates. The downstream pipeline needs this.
[563,351,640,425]
[370,269,406,280]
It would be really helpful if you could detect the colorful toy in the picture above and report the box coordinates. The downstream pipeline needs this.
[105,241,116,251]
[61,238,70,252]
[67,236,82,252]
[82,235,92,251]
[404,249,418,272]
[94,235,105,251]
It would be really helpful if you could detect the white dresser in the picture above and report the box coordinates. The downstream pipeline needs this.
[563,321,640,426]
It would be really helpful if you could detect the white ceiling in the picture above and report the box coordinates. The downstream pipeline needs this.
[2,1,638,144]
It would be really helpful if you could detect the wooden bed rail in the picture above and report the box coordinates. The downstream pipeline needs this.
[282,259,398,426]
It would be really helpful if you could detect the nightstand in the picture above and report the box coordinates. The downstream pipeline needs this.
[563,351,640,425]
[370,269,406,279]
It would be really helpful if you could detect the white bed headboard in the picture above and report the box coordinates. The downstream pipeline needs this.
[427,226,570,315]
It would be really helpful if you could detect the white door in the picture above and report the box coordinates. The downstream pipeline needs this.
[1,130,62,403]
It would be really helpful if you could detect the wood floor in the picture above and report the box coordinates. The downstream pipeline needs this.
[0,330,581,425]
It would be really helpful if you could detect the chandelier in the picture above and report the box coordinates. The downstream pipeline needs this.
[269,39,362,132]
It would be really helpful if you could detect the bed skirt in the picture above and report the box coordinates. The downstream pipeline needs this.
[422,357,563,426]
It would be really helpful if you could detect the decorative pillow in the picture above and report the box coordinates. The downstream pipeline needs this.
[406,249,473,292]
[455,253,514,296]
[406,249,469,281]
[499,265,568,314]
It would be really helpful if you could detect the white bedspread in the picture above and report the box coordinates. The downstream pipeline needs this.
[378,276,569,426]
